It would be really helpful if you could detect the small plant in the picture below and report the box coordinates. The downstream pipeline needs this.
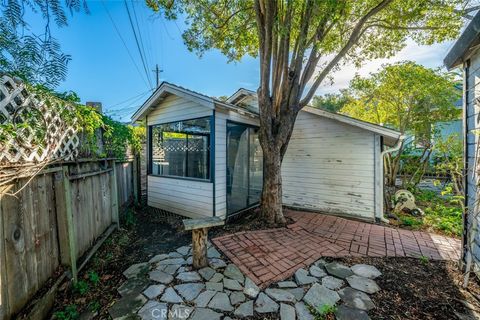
[73,280,89,295]
[419,255,429,266]
[122,208,136,228]
[54,304,79,320]
[308,303,337,320]
[88,300,101,313]
[88,271,100,286]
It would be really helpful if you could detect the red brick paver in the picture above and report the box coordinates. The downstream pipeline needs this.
[212,210,461,288]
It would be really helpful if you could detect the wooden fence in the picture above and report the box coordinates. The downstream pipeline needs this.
[0,158,137,320]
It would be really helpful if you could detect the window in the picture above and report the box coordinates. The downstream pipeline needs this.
[150,117,211,180]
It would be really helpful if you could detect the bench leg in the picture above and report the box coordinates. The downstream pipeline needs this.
[192,227,208,269]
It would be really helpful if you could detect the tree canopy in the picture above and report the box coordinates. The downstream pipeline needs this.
[0,0,86,88]
[341,61,461,139]
[311,91,349,113]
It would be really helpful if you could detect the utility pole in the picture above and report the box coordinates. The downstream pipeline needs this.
[153,64,164,88]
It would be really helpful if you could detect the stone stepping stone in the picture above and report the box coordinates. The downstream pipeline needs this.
[335,305,371,320]
[175,283,205,301]
[325,262,353,279]
[346,275,380,294]
[199,267,216,281]
[160,264,181,275]
[210,272,224,283]
[143,284,165,299]
[230,291,246,305]
[123,262,149,279]
[255,292,279,313]
[186,256,193,265]
[278,281,297,288]
[149,270,174,284]
[314,259,327,268]
[161,287,184,303]
[295,302,314,320]
[208,247,222,258]
[285,288,305,301]
[309,265,327,278]
[194,290,217,308]
[169,251,184,258]
[108,293,147,320]
[234,300,254,318]
[303,283,340,309]
[177,271,201,282]
[224,264,245,283]
[280,303,296,320]
[322,276,344,290]
[206,281,223,292]
[137,300,167,320]
[351,264,382,279]
[295,268,317,285]
[208,292,234,312]
[209,258,227,269]
[170,304,194,320]
[244,277,260,299]
[149,254,169,264]
[339,287,375,311]
[176,246,191,256]
[265,288,296,303]
[189,308,223,320]
[224,278,242,291]
[117,278,149,297]
[158,258,187,265]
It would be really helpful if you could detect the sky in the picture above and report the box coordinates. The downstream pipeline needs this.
[39,0,459,121]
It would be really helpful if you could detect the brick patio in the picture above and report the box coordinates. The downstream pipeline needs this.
[212,210,461,288]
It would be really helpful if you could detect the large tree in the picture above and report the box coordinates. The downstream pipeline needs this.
[341,62,461,205]
[147,0,467,224]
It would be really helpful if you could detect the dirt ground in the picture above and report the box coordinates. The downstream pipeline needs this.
[48,207,480,320]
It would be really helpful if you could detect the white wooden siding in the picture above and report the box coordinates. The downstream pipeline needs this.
[146,94,214,218]
[465,52,480,275]
[282,111,376,220]
[214,108,259,218]
[147,94,213,126]
[148,176,213,218]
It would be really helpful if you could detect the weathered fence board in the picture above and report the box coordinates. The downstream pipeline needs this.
[0,159,136,319]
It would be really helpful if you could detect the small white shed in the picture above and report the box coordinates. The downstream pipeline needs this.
[132,82,401,222]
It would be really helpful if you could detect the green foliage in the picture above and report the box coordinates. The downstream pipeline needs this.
[423,201,463,237]
[54,304,79,320]
[341,62,461,135]
[311,92,350,113]
[73,280,89,295]
[1,0,87,88]
[433,134,464,196]
[103,117,145,159]
[88,271,101,286]
[122,208,137,228]
[400,215,423,228]
[419,255,429,266]
[308,303,337,320]
[88,301,101,313]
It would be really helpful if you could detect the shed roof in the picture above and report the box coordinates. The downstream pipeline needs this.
[131,82,402,146]
[444,11,480,69]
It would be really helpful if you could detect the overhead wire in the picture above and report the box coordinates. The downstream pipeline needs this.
[124,0,153,89]
[101,0,150,88]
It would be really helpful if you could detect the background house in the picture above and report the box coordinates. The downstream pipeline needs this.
[132,82,402,222]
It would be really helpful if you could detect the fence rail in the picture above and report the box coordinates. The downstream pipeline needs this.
[0,158,137,320]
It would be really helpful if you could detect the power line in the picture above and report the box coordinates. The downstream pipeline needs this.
[130,0,152,80]
[124,0,153,89]
[101,0,150,89]
[108,89,153,109]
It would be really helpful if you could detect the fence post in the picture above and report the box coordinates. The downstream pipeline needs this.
[110,160,119,228]
[0,193,9,319]
[54,166,78,283]
[132,155,139,206]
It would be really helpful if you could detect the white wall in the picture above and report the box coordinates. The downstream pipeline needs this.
[146,94,214,218]
[282,110,377,220]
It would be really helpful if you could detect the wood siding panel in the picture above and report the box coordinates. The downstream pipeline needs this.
[282,111,376,220]
[147,94,212,126]
[147,176,213,218]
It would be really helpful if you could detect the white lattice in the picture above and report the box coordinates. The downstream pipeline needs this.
[0,75,80,164]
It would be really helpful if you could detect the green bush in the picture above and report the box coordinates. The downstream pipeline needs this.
[54,304,79,320]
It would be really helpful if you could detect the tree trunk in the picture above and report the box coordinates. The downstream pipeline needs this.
[260,143,286,225]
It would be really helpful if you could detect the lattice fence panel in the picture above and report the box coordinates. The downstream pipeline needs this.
[0,75,80,164]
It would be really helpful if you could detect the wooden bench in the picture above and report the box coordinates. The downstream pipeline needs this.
[183,217,225,269]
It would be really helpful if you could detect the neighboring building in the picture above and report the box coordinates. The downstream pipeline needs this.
[131,82,402,222]
[445,11,480,272]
